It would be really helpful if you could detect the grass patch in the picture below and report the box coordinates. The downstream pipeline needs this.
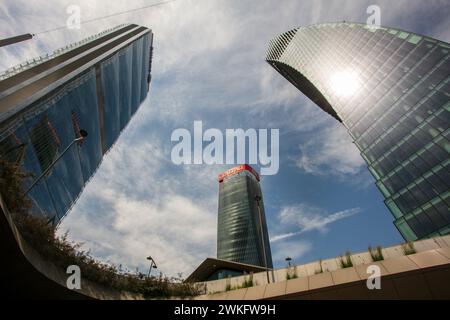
[368,245,384,261]
[241,273,254,288]
[402,241,416,255]
[339,251,353,268]
[225,273,254,291]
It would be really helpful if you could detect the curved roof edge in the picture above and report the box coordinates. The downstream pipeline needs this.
[267,60,342,121]
[265,21,450,122]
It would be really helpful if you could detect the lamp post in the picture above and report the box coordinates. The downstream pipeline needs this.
[23,129,88,196]
[286,256,292,267]
[146,256,157,278]
[255,194,271,284]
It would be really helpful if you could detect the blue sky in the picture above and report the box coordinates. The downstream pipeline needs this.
[1,0,449,277]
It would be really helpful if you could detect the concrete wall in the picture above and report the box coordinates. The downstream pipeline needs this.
[196,235,450,299]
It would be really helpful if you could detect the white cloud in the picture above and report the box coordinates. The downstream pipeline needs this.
[271,240,312,264]
[295,123,366,177]
[60,190,216,276]
[271,204,360,242]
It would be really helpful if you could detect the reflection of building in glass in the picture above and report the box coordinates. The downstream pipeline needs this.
[217,164,273,269]
[0,24,153,224]
[267,22,450,241]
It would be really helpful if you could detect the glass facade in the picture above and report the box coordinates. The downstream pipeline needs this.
[217,166,273,268]
[0,24,153,224]
[266,22,450,241]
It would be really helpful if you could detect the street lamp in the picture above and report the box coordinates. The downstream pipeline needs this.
[286,256,292,267]
[255,194,271,284]
[23,129,88,195]
[146,256,157,278]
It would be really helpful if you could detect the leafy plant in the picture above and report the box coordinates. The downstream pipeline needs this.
[368,245,384,261]
[339,251,353,268]
[402,241,416,255]
[241,273,254,288]
[0,157,33,215]
[225,273,254,291]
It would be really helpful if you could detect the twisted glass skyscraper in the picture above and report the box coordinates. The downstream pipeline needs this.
[0,24,153,224]
[267,22,449,241]
[217,164,273,268]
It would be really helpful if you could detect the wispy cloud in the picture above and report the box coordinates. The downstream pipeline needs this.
[271,240,313,264]
[294,123,366,177]
[271,204,361,242]
[61,187,217,276]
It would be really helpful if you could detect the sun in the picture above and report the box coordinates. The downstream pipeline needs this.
[329,70,361,97]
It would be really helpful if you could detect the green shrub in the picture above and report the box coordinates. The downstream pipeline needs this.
[241,273,254,288]
[368,245,384,261]
[226,273,254,291]
[402,241,416,255]
[339,251,353,268]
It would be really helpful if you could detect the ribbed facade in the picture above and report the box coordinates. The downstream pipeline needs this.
[217,167,273,268]
[266,22,450,241]
[0,24,153,224]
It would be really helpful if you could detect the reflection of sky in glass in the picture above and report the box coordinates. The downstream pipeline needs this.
[267,23,450,241]
[0,32,151,224]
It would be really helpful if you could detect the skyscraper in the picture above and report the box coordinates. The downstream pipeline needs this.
[0,24,153,224]
[217,164,273,269]
[266,22,449,241]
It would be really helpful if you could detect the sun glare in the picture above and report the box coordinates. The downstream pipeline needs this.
[329,70,360,97]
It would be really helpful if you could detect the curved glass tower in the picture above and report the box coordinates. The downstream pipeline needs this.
[217,164,273,268]
[0,24,153,224]
[267,22,450,241]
